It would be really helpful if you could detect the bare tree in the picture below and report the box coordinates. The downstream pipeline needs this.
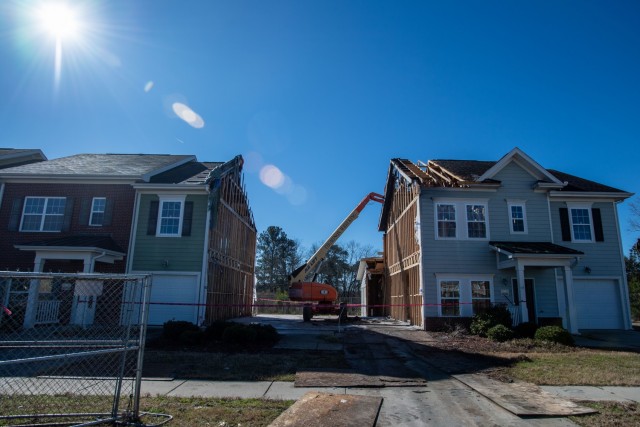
[630,197,640,232]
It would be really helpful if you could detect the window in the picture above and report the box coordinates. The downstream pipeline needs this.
[507,201,527,234]
[471,280,491,314]
[89,197,106,226]
[437,275,494,317]
[466,204,487,238]
[440,281,460,316]
[157,200,183,236]
[437,204,456,238]
[20,197,66,232]
[570,207,593,241]
[434,199,489,240]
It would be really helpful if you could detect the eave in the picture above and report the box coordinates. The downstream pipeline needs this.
[548,191,634,202]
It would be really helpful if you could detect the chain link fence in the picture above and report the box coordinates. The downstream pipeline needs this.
[0,272,151,426]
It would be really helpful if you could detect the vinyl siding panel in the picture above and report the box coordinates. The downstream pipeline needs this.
[549,200,625,279]
[132,194,207,272]
[420,162,559,318]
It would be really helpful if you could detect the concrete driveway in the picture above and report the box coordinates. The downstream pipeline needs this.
[237,315,578,426]
[575,329,640,351]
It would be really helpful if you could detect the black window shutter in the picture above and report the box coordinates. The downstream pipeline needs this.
[103,199,114,226]
[592,208,604,242]
[182,201,193,236]
[62,198,74,231]
[559,208,571,241]
[8,198,24,231]
[147,201,159,235]
[79,199,90,225]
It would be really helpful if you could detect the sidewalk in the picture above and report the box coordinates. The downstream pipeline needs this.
[139,378,640,404]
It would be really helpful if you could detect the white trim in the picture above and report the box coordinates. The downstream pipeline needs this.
[436,274,495,317]
[549,191,633,201]
[507,200,528,234]
[89,197,106,226]
[156,195,187,237]
[566,202,595,243]
[613,202,633,330]
[416,199,426,328]
[433,198,490,241]
[126,192,142,273]
[477,147,564,185]
[19,196,66,232]
[198,192,212,326]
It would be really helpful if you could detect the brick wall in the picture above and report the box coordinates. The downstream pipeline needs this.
[0,183,135,272]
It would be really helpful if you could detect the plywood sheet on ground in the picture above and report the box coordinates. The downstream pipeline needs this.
[269,392,382,427]
[295,369,427,388]
[454,373,597,416]
[295,369,383,387]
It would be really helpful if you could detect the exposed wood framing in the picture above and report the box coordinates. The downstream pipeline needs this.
[206,166,257,322]
[384,170,422,325]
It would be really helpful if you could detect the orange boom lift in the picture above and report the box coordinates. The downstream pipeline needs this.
[288,192,384,321]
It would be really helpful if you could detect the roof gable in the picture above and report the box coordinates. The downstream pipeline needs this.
[476,147,564,185]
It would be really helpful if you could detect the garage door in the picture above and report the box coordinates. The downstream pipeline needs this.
[573,279,624,330]
[147,274,199,326]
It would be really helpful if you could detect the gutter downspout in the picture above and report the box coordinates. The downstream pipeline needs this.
[0,183,5,211]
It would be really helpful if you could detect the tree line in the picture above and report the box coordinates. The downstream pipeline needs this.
[255,225,377,297]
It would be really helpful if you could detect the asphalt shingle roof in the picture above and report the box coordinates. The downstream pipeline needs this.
[149,161,223,184]
[0,153,194,178]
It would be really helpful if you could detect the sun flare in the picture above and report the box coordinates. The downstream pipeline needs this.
[38,3,80,40]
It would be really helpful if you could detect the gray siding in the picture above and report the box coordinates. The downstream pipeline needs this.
[549,200,625,279]
[420,162,567,318]
[132,194,207,272]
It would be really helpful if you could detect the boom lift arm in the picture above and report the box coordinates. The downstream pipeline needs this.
[288,192,384,308]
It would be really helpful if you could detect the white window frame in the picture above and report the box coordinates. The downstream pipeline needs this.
[156,195,186,237]
[89,197,106,226]
[567,202,594,243]
[437,274,494,317]
[434,199,490,240]
[436,203,457,239]
[20,197,67,232]
[507,200,528,234]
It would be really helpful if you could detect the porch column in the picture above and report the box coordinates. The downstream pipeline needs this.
[563,266,579,334]
[23,256,46,328]
[516,263,528,323]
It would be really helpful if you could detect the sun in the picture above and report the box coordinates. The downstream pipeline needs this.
[37,3,80,40]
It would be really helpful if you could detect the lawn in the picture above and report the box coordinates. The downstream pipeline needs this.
[505,351,640,386]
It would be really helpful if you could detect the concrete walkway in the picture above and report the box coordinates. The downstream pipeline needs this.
[140,378,640,404]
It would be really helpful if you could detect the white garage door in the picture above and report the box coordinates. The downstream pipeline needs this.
[148,274,200,326]
[573,279,624,330]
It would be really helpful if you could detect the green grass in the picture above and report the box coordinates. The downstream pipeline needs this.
[506,351,640,385]
[569,401,640,427]
[140,396,293,427]
[0,395,292,427]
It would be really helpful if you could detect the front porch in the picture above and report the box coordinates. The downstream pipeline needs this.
[490,241,584,334]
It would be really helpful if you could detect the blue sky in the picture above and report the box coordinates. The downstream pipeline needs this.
[1,0,639,255]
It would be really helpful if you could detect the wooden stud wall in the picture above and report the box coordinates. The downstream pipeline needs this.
[384,173,422,326]
[206,171,257,322]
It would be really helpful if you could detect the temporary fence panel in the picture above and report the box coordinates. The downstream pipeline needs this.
[0,272,151,427]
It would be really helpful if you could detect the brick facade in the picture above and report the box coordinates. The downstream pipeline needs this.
[0,183,135,272]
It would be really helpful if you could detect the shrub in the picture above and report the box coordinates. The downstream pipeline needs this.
[250,324,279,343]
[204,320,235,341]
[180,330,204,346]
[163,320,199,341]
[534,325,574,346]
[487,324,514,342]
[514,322,538,339]
[470,304,512,337]
[222,324,258,344]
